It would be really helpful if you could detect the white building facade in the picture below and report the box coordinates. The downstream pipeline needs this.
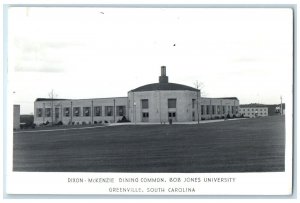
[239,106,268,118]
[34,97,128,125]
[34,66,239,125]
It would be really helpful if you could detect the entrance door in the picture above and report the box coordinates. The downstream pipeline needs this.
[168,112,176,122]
[142,112,149,122]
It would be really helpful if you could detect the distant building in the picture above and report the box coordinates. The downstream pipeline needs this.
[239,105,268,118]
[34,66,239,125]
[239,103,285,118]
[13,105,20,130]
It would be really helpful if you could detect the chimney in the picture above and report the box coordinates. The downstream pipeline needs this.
[159,66,168,83]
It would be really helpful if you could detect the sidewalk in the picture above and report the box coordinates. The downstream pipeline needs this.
[108,118,247,126]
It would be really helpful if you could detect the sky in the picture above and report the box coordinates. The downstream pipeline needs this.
[7,7,293,114]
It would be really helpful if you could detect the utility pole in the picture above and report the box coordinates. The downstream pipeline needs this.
[280,96,283,115]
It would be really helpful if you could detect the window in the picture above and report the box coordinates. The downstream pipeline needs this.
[201,105,204,115]
[55,107,60,118]
[232,106,234,114]
[212,105,215,115]
[105,106,113,116]
[73,107,80,117]
[117,106,126,116]
[37,108,43,117]
[217,106,220,114]
[141,99,149,109]
[206,105,210,114]
[228,106,231,113]
[45,108,51,117]
[168,112,176,117]
[192,99,196,108]
[223,106,226,114]
[168,99,176,108]
[94,106,102,116]
[142,112,149,118]
[64,107,70,117]
[83,107,91,117]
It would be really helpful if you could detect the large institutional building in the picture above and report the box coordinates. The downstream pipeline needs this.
[34,66,239,125]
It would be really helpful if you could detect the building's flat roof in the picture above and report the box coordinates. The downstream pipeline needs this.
[201,97,239,100]
[35,97,128,102]
[240,103,285,108]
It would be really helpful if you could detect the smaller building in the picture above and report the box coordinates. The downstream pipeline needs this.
[34,97,128,126]
[13,105,20,130]
[239,105,268,118]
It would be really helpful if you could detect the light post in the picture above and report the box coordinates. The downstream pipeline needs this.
[133,102,136,125]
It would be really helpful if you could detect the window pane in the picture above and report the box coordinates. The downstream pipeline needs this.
[117,106,126,116]
[64,107,70,117]
[141,99,149,109]
[55,108,60,118]
[168,99,176,108]
[83,107,91,117]
[94,106,102,116]
[142,112,149,118]
[73,107,80,117]
[37,108,43,117]
[105,106,113,116]
[45,108,51,117]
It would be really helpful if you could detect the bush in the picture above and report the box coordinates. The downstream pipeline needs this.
[94,121,98,124]
[117,116,131,123]
[226,114,231,119]
[55,121,63,125]
[104,120,108,123]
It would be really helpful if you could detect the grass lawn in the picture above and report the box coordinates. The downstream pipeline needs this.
[13,116,285,172]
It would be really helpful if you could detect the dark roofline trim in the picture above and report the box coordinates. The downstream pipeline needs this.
[130,82,200,92]
[35,97,128,102]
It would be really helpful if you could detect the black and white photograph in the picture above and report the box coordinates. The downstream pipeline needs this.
[4,4,294,196]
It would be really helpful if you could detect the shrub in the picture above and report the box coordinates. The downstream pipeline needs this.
[55,121,63,125]
[117,116,131,123]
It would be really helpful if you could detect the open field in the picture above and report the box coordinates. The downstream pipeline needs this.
[13,116,285,172]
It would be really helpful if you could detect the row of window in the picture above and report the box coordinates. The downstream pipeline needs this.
[142,99,237,114]
[36,106,126,118]
[244,112,267,115]
[200,105,238,115]
[142,112,176,118]
[240,108,267,112]
[141,99,177,109]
